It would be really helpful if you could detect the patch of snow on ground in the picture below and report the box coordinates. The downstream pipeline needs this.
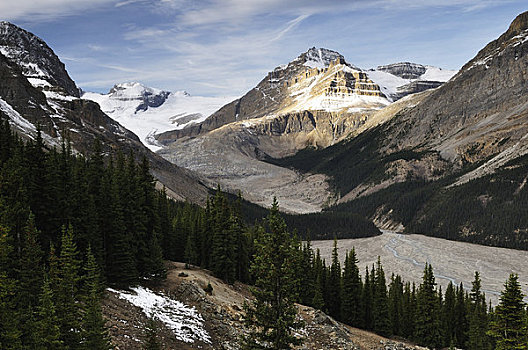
[108,286,211,344]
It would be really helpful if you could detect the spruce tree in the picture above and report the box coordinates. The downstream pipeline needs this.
[372,257,391,337]
[415,263,442,348]
[488,273,527,349]
[327,238,342,320]
[388,273,404,336]
[79,247,112,350]
[242,198,303,349]
[53,225,82,349]
[17,213,44,347]
[36,274,63,350]
[467,271,489,349]
[341,248,362,327]
[0,226,22,349]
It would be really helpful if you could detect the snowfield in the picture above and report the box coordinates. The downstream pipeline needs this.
[107,286,211,344]
[83,83,236,151]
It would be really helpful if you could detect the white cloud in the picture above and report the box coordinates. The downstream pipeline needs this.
[0,0,118,21]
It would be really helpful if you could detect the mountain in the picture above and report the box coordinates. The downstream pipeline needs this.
[157,47,454,142]
[368,62,456,101]
[154,47,453,212]
[0,21,208,203]
[83,83,235,151]
[266,12,528,249]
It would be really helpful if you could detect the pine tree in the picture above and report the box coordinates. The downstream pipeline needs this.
[36,274,63,350]
[17,213,44,347]
[341,248,362,327]
[488,273,527,349]
[372,257,391,337]
[388,273,404,336]
[80,248,112,350]
[415,263,442,348]
[362,266,373,330]
[327,238,342,320]
[242,198,303,349]
[454,282,468,347]
[53,224,82,349]
[0,226,22,349]
[467,271,489,350]
[442,281,456,346]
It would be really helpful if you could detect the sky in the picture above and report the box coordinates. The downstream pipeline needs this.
[2,0,527,97]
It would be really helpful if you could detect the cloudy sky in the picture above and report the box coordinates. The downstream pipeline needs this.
[3,1,526,96]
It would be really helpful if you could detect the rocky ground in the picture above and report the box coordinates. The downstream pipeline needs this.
[312,231,528,306]
[103,261,425,349]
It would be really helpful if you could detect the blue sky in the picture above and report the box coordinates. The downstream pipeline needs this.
[2,1,526,96]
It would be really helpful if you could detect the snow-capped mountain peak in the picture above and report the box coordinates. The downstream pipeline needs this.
[302,47,344,69]
[82,83,236,151]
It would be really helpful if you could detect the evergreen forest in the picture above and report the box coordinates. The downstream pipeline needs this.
[1,118,527,349]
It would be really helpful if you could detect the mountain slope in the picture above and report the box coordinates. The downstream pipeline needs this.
[0,21,209,203]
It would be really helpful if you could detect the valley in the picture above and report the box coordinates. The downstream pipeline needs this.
[313,231,528,305]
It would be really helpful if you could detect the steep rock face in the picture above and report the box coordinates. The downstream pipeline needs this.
[0,22,208,204]
[0,21,79,97]
[376,62,427,79]
[384,11,528,171]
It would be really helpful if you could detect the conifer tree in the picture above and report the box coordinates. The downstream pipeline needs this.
[242,198,303,349]
[17,213,44,347]
[36,274,63,350]
[454,282,469,347]
[0,226,22,349]
[80,248,112,350]
[373,257,391,337]
[442,281,456,346]
[467,271,489,350]
[327,238,342,320]
[53,224,82,349]
[362,266,373,330]
[415,263,442,348]
[488,273,527,349]
[341,248,362,327]
[388,273,404,336]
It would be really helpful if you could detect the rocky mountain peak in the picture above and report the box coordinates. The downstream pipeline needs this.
[0,21,79,97]
[107,82,171,112]
[301,47,344,69]
[376,62,427,79]
[506,11,528,37]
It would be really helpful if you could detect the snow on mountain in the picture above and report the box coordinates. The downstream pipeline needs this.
[367,63,457,101]
[303,47,344,69]
[83,82,236,151]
